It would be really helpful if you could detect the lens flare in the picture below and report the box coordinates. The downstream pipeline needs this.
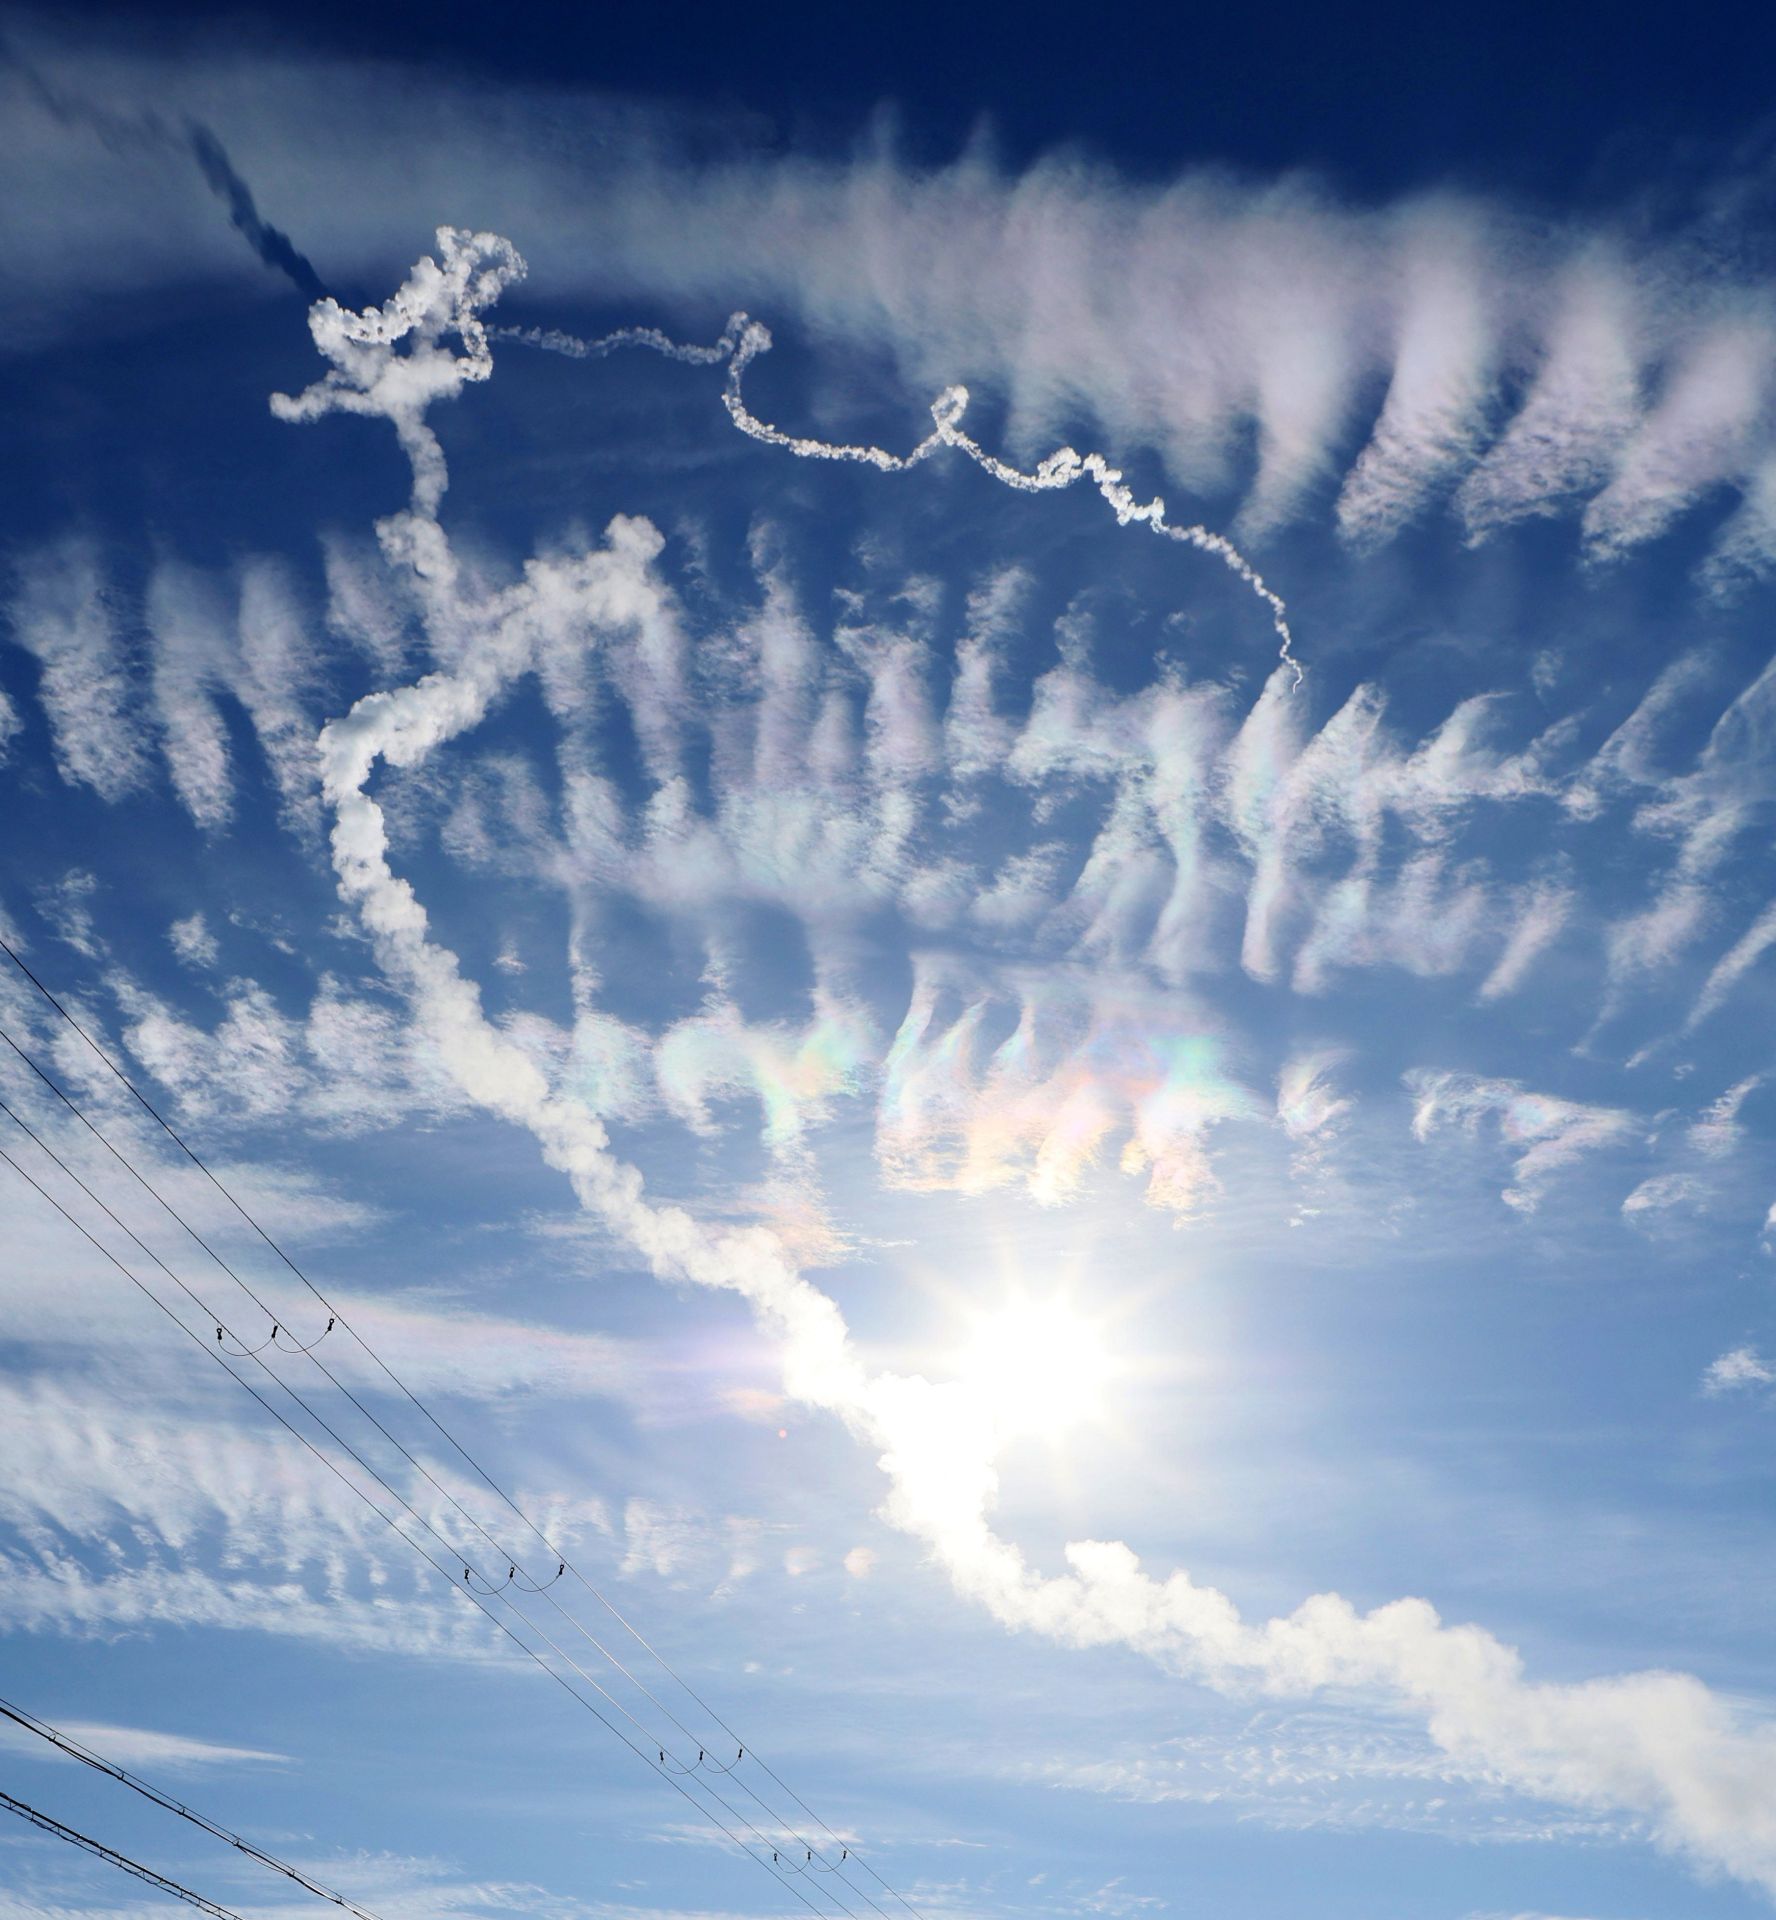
[958,1297,1113,1439]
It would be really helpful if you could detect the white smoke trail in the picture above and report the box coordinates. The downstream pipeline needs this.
[283,231,1776,1901]
[496,318,747,367]
[18,37,1776,583]
[501,315,1303,686]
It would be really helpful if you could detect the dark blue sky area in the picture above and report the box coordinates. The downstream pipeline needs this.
[50,0,1776,201]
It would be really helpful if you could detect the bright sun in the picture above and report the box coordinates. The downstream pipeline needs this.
[958,1297,1114,1440]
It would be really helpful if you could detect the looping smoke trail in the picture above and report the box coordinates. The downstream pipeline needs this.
[500,316,1302,686]
[283,234,1776,1903]
[498,318,747,367]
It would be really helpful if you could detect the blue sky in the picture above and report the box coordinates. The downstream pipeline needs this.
[5,12,1776,1920]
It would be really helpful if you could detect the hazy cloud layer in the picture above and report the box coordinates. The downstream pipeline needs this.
[9,30,1776,581]
[176,231,1776,1903]
[8,40,1776,1898]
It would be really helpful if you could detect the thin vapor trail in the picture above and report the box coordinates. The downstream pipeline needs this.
[501,315,1303,685]
[273,231,1776,1907]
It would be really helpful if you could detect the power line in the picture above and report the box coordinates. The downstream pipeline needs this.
[0,1128,854,1920]
[0,1698,382,1920]
[0,1052,684,1751]
[0,1787,245,1920]
[0,1128,858,1920]
[0,1072,875,1920]
[0,1025,741,1758]
[0,936,921,1917]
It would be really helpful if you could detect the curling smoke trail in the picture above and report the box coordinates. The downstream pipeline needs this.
[500,317,1302,686]
[286,231,1776,1902]
[499,319,747,367]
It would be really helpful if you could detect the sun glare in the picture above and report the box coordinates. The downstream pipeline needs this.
[958,1297,1114,1440]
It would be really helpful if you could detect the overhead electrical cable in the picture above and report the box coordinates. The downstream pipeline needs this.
[0,1112,864,1920]
[0,1036,892,1918]
[0,1787,246,1920]
[0,1699,384,1920]
[0,1137,854,1920]
[0,1092,877,1918]
[0,936,920,1917]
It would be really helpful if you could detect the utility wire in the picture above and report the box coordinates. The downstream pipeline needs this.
[0,1121,860,1920]
[0,1127,866,1920]
[0,1787,245,1920]
[0,1048,685,1740]
[1,1026,739,1750]
[0,1065,880,1920]
[0,1698,382,1920]
[0,937,918,1917]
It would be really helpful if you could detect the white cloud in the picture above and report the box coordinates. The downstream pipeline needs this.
[1030,1712,1633,1845]
[1276,1051,1352,1141]
[111,969,472,1136]
[0,1338,636,1667]
[1582,322,1776,561]
[1407,1071,1634,1213]
[7,542,327,836]
[282,232,1776,1908]
[1563,652,1713,820]
[35,868,103,958]
[1457,254,1642,539]
[1688,897,1776,1031]
[1703,1346,1774,1394]
[167,911,219,968]
[146,559,236,830]
[1335,205,1497,544]
[0,1371,493,1656]
[0,1715,287,1773]
[1478,882,1572,1002]
[6,538,146,801]
[1621,1172,1703,1221]
[13,36,1776,564]
[1687,1075,1760,1158]
[1463,1912,1616,1920]
[615,1499,758,1592]
[232,556,325,831]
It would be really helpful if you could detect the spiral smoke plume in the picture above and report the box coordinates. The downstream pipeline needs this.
[268,230,1776,1902]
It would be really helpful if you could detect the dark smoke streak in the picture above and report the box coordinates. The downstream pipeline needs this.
[184,120,327,301]
[2,38,329,303]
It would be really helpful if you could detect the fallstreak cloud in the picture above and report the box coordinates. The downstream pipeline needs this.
[8,35,1776,584]
[195,228,1776,1901]
[9,28,1776,1920]
[504,313,1300,682]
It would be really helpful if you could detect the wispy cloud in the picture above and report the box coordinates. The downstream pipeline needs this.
[1703,1346,1774,1394]
[10,25,1776,1920]
[1407,1071,1634,1213]
[10,30,1776,576]
[0,1716,287,1774]
[166,912,219,969]
[254,231,1776,1907]
[6,540,146,803]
